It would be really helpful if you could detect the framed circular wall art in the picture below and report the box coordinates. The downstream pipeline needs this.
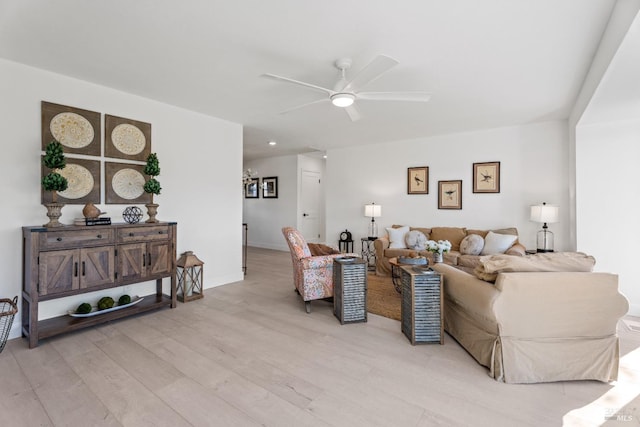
[41,101,101,156]
[105,114,151,161]
[105,162,152,204]
[41,157,100,204]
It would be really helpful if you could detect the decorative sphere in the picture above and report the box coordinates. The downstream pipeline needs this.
[123,206,143,224]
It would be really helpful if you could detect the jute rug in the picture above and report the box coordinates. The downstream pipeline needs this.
[367,273,401,321]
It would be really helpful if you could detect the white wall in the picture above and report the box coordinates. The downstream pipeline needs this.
[0,58,244,339]
[243,155,298,250]
[576,119,640,315]
[325,121,570,250]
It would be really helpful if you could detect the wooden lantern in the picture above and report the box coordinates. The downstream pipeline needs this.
[176,251,204,302]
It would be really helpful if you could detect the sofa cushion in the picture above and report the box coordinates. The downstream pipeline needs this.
[386,226,410,249]
[460,234,484,255]
[429,227,467,251]
[481,231,518,255]
[405,230,428,250]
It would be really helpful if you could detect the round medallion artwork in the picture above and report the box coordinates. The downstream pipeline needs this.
[58,164,94,199]
[111,124,146,155]
[50,112,95,148]
[112,168,145,200]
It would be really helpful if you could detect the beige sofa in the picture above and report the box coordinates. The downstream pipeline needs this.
[432,255,629,383]
[374,226,525,276]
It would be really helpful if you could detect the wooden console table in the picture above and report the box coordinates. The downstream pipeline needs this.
[22,222,177,348]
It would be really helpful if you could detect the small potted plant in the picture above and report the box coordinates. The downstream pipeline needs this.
[143,152,161,223]
[41,140,68,227]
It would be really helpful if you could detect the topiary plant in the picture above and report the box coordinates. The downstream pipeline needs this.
[42,141,68,203]
[143,153,161,203]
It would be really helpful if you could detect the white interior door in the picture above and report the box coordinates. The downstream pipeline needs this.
[301,170,321,243]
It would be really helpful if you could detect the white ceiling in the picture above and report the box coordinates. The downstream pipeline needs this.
[0,0,617,161]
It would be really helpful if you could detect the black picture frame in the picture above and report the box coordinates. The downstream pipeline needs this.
[262,176,278,198]
[245,178,259,198]
[407,166,429,194]
[438,180,462,210]
[473,161,500,193]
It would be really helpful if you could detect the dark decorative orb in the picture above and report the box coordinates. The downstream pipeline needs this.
[123,206,143,224]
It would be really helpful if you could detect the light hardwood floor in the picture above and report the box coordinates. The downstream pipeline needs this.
[2,247,640,426]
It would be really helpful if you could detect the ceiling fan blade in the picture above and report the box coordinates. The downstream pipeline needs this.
[278,98,329,115]
[342,55,399,92]
[345,104,362,122]
[357,91,432,102]
[262,73,335,95]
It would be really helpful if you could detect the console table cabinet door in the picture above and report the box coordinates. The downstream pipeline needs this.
[80,246,116,289]
[118,243,147,282]
[148,241,171,277]
[39,249,79,296]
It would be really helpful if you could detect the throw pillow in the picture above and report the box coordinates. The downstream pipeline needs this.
[460,234,484,255]
[387,226,410,249]
[480,231,518,255]
[308,243,340,256]
[405,230,428,250]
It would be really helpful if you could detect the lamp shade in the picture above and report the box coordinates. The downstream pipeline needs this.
[364,204,382,218]
[530,203,559,224]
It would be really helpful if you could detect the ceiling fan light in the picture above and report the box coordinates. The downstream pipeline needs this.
[331,93,355,108]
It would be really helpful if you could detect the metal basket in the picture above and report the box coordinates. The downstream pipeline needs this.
[0,296,18,353]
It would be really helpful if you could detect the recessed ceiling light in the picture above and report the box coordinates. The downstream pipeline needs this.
[268,141,277,146]
[323,155,327,159]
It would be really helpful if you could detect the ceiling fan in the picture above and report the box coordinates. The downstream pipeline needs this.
[262,55,431,122]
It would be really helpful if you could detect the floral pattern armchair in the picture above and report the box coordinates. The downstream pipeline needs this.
[282,227,358,313]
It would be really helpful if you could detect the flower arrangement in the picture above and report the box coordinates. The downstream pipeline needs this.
[242,168,257,186]
[425,239,452,255]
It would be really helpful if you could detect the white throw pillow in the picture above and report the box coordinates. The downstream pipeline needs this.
[386,226,410,249]
[480,231,518,255]
[460,234,484,255]
[405,230,428,250]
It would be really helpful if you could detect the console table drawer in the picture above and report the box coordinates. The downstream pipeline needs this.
[118,225,170,242]
[40,228,115,249]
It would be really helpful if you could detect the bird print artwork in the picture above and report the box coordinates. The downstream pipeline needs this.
[444,189,456,200]
[414,174,424,187]
[480,170,493,183]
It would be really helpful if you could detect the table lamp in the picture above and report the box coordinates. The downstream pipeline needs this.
[530,202,559,252]
[364,203,382,240]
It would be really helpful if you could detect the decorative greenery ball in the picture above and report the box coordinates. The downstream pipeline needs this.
[97,296,114,310]
[122,206,143,224]
[143,178,162,195]
[42,172,69,192]
[143,153,160,177]
[76,302,92,314]
[43,141,67,170]
[118,295,131,305]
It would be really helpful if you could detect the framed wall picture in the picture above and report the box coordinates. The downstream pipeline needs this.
[473,161,500,193]
[438,180,462,210]
[407,166,429,194]
[245,178,258,198]
[262,176,278,198]
[41,157,100,204]
[41,101,101,156]
[105,114,152,161]
[105,162,152,204]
